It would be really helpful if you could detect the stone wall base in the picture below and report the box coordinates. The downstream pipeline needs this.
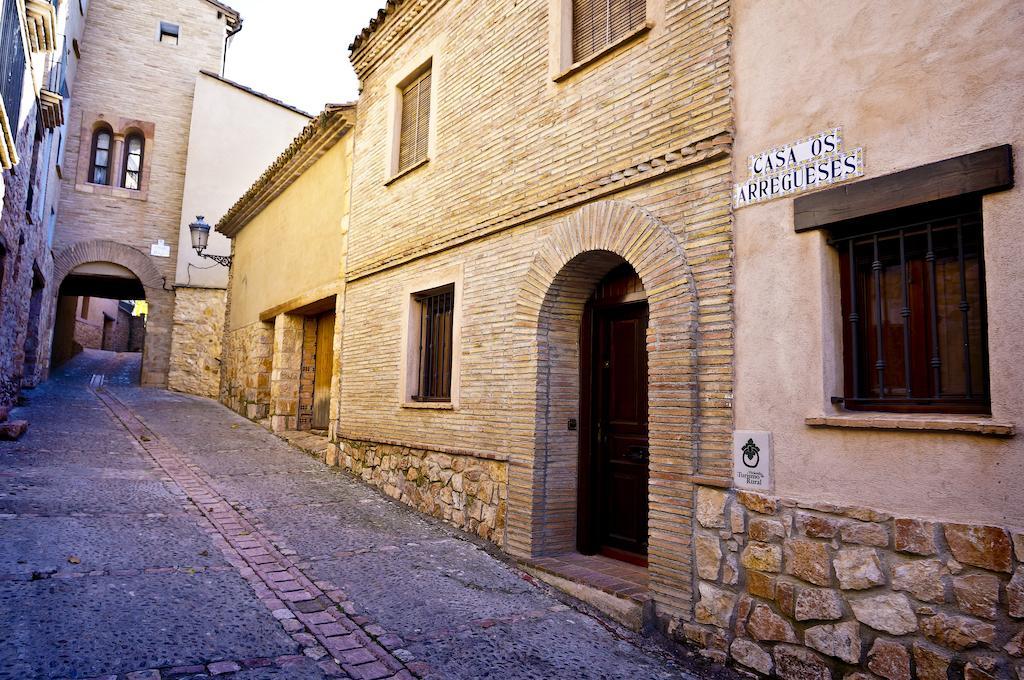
[168,287,226,398]
[220,322,273,420]
[683,486,1024,680]
[331,437,507,543]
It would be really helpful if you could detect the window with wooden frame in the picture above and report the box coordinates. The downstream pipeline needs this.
[89,126,112,185]
[411,284,455,402]
[832,195,990,414]
[121,133,144,189]
[397,66,431,173]
[572,0,646,63]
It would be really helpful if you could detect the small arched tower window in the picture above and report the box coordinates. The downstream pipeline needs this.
[89,127,112,185]
[122,134,144,190]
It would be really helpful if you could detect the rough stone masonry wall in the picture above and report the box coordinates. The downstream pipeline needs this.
[220,322,273,422]
[335,437,507,543]
[168,287,226,399]
[683,487,1024,680]
[0,105,55,408]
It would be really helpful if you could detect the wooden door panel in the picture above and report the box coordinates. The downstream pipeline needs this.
[593,301,649,562]
[312,312,335,430]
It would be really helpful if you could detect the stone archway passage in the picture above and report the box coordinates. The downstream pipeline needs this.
[509,199,702,616]
[51,239,174,387]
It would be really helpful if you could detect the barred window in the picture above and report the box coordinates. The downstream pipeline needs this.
[397,67,431,173]
[833,196,989,414]
[572,0,646,63]
[412,284,454,402]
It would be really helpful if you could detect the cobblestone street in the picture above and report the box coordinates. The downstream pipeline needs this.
[0,350,699,680]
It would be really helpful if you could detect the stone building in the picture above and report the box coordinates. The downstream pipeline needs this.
[678,2,1024,678]
[41,0,307,397]
[217,105,354,432]
[327,0,734,637]
[0,0,74,409]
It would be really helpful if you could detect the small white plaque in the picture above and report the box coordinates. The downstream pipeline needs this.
[733,430,773,491]
[150,239,171,258]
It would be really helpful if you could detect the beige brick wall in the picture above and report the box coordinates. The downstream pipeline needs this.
[52,0,233,386]
[338,0,734,623]
[347,0,731,280]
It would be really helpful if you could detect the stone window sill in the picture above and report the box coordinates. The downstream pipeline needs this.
[385,157,429,186]
[805,413,1015,437]
[553,23,652,83]
[401,400,454,410]
[76,182,148,201]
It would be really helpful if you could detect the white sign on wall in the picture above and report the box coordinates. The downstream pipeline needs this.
[734,128,864,208]
[150,239,170,258]
[733,430,773,492]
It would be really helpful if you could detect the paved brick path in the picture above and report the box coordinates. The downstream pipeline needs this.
[1,350,697,679]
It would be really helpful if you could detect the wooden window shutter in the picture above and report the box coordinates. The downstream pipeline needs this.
[398,68,431,172]
[572,0,646,63]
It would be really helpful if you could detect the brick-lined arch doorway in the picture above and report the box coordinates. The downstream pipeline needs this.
[510,200,703,616]
[48,240,172,386]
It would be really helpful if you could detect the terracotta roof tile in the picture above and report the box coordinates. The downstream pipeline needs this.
[349,0,407,55]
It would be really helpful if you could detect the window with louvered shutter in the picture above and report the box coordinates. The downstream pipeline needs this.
[397,68,431,173]
[572,0,646,63]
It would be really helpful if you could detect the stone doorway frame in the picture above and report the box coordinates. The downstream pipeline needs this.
[52,239,171,386]
[508,200,701,615]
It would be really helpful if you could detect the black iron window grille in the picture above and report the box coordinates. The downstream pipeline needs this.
[413,284,455,402]
[0,0,26,127]
[831,196,989,414]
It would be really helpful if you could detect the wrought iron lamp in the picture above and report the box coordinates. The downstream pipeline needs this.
[188,215,232,267]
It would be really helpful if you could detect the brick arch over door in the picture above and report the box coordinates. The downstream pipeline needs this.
[509,199,701,615]
[52,239,173,387]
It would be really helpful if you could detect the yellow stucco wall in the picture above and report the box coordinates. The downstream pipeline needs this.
[228,135,352,330]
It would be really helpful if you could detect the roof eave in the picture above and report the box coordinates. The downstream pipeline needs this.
[217,106,356,238]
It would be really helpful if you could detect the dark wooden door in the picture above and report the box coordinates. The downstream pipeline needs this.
[312,312,335,430]
[579,265,649,565]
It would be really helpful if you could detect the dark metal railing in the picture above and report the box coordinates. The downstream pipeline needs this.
[413,286,455,402]
[830,205,989,413]
[0,0,25,126]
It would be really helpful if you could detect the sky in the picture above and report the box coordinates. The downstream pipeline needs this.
[222,0,389,115]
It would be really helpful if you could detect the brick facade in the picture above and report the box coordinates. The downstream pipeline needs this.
[330,0,734,628]
[45,0,236,388]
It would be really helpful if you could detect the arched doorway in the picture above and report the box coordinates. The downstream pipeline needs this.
[578,263,649,565]
[509,199,702,615]
[49,240,172,386]
[50,261,146,380]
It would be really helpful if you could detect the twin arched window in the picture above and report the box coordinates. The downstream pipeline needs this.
[88,127,145,190]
